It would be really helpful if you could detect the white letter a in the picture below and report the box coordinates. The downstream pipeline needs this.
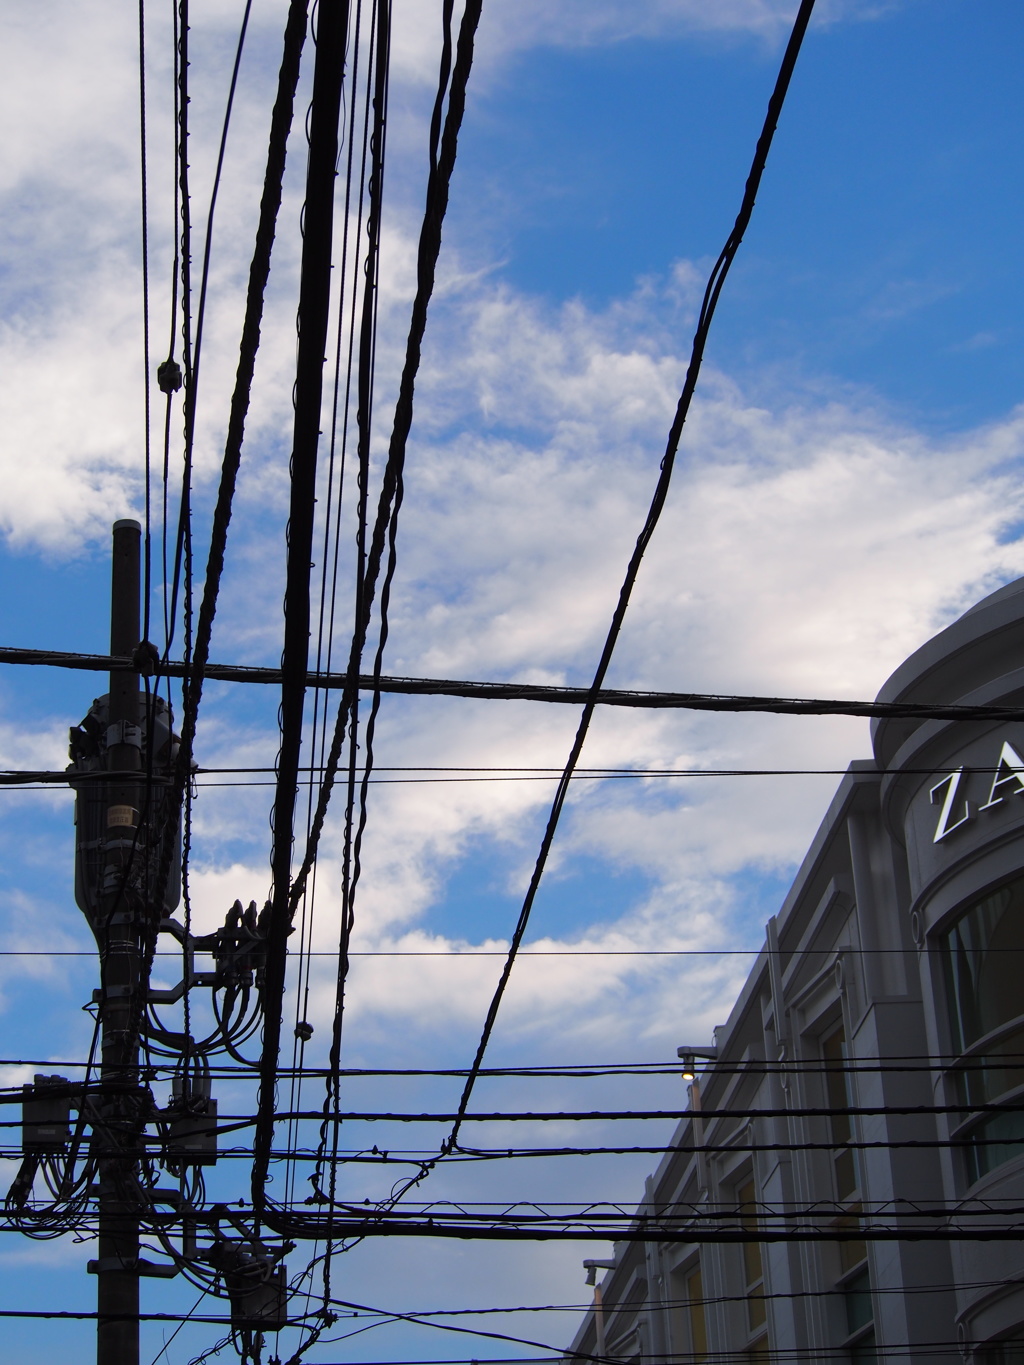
[979,741,1024,811]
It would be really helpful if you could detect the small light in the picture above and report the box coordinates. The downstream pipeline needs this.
[677,1043,716,1081]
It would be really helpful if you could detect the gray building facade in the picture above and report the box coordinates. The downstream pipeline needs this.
[568,580,1024,1365]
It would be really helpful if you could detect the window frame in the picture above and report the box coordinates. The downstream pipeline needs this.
[734,1173,770,1351]
[667,1255,708,1365]
[933,875,1024,1187]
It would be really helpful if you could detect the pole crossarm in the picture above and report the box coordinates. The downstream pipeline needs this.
[3,645,1024,723]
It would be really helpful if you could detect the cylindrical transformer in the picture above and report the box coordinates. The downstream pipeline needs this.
[68,691,182,924]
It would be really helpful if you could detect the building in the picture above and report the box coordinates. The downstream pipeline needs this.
[567,578,1024,1365]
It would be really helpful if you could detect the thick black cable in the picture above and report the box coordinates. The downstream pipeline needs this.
[320,0,390,1316]
[0,1274,1004,1316]
[17,646,1018,722]
[294,0,372,1153]
[445,0,818,1150]
[261,1212,1024,1245]
[324,1292,596,1365]
[9,762,1024,786]
[204,1100,1024,1123]
[342,0,455,993]
[153,0,309,910]
[255,0,352,1217]
[336,0,392,1165]
[167,0,194,669]
[328,0,390,1103]
[287,0,483,919]
[161,0,182,662]
[189,0,253,433]
[0,1055,1006,1077]
[137,0,153,643]
[325,0,470,1133]
[288,0,371,1219]
[299,0,480,1284]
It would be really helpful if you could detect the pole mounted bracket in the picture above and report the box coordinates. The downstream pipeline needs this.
[87,1256,178,1279]
[93,985,134,1003]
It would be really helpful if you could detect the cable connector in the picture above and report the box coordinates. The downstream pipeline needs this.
[132,640,161,676]
[157,358,183,394]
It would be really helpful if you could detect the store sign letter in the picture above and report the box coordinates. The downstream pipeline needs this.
[978,741,1024,810]
[931,768,970,843]
[930,740,1024,844]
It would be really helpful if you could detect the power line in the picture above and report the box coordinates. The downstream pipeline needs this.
[445,0,820,1155]
[8,645,1024,724]
[7,762,1021,790]
[255,0,356,1220]
[0,1054,1007,1075]
[153,0,309,912]
[137,0,153,645]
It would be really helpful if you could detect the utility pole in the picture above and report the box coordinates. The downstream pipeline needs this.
[95,517,143,1365]
[58,519,279,1361]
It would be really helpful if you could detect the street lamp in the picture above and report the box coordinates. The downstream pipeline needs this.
[583,1258,617,1359]
[677,1044,717,1081]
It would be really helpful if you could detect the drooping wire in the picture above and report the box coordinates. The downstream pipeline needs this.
[253,0,354,1219]
[285,0,371,1216]
[346,0,461,1016]
[306,0,483,1294]
[442,0,819,1153]
[137,0,153,643]
[322,0,392,1267]
[167,0,195,672]
[153,0,310,918]
[190,0,253,429]
[290,0,482,1030]
[310,0,393,1315]
[160,0,182,663]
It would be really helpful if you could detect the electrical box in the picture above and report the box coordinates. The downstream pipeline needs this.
[208,1239,290,1332]
[22,1074,72,1154]
[166,1077,218,1166]
[231,1264,288,1332]
[68,692,182,922]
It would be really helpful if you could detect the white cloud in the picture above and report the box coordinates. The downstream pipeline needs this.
[469,0,892,72]
[9,250,1022,1058]
[0,3,1016,1349]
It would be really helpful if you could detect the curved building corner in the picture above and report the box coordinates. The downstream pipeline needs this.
[567,579,1024,1365]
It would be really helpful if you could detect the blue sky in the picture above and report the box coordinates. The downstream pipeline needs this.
[1,1,1024,1361]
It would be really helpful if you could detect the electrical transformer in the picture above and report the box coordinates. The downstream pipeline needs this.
[67,691,182,923]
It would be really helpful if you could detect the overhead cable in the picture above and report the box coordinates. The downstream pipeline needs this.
[254,0,353,1216]
[287,0,485,917]
[151,0,310,948]
[11,645,1024,724]
[444,0,820,1152]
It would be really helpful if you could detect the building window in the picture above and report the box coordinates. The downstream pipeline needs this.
[833,1228,876,1363]
[939,875,1024,1182]
[670,1260,707,1364]
[824,1026,876,1361]
[737,1178,769,1358]
[823,1025,859,1202]
[978,1330,1024,1363]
